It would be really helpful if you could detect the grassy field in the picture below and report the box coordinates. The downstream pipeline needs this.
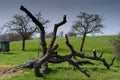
[0,35,120,80]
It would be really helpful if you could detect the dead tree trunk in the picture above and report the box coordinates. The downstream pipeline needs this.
[20,5,115,78]
[20,5,49,73]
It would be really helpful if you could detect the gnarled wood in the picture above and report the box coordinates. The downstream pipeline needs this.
[20,5,115,78]
[20,5,48,73]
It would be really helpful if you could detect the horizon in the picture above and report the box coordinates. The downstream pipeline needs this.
[0,0,120,36]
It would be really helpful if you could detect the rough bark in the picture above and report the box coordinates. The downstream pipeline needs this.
[12,35,115,77]
[20,5,48,73]
[19,5,115,78]
[20,5,67,77]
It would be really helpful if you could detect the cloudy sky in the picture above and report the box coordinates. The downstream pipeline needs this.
[0,0,120,35]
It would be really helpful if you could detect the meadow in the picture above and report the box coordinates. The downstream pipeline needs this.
[0,35,120,80]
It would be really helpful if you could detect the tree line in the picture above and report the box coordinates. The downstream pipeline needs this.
[1,5,119,78]
[16,5,114,77]
[0,11,104,52]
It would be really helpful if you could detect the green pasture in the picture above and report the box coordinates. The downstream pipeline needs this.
[0,35,120,80]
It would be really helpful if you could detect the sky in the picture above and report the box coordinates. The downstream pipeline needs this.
[0,0,120,36]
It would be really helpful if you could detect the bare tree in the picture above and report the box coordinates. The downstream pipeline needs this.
[17,6,115,78]
[0,33,22,42]
[71,12,104,52]
[7,33,24,41]
[111,33,120,59]
[4,12,48,51]
[0,34,9,41]
[45,32,52,38]
[67,31,77,37]
[59,31,64,37]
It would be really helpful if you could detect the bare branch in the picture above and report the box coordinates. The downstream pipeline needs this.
[67,59,90,77]
[19,6,115,78]
[108,57,115,66]
[64,36,115,69]
[49,15,67,48]
[20,6,44,30]
[20,5,47,54]
[98,52,104,58]
[65,34,75,52]
[74,51,114,69]
[50,44,59,52]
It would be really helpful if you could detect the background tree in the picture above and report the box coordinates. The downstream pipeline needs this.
[67,30,76,37]
[0,33,22,42]
[19,6,115,78]
[71,12,104,52]
[0,34,9,41]
[5,12,48,51]
[57,31,64,38]
[111,33,120,59]
[45,32,52,38]
[7,33,23,41]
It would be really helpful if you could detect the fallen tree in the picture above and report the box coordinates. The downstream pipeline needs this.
[11,5,115,78]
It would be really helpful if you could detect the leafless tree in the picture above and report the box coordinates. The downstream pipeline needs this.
[0,33,22,42]
[0,34,9,41]
[6,33,23,41]
[4,12,48,51]
[67,31,77,37]
[71,12,104,52]
[17,6,115,78]
[111,33,120,59]
[59,31,64,37]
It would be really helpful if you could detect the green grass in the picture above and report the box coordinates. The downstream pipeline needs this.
[0,35,120,80]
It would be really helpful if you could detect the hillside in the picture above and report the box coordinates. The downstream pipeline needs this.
[10,35,115,52]
[0,35,120,80]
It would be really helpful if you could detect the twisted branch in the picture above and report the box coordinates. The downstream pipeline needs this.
[20,5,47,54]
[20,5,115,78]
[49,15,67,48]
[65,35,115,69]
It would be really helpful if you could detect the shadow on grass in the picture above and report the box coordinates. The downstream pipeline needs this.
[88,66,118,73]
[47,66,72,74]
[42,67,74,80]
